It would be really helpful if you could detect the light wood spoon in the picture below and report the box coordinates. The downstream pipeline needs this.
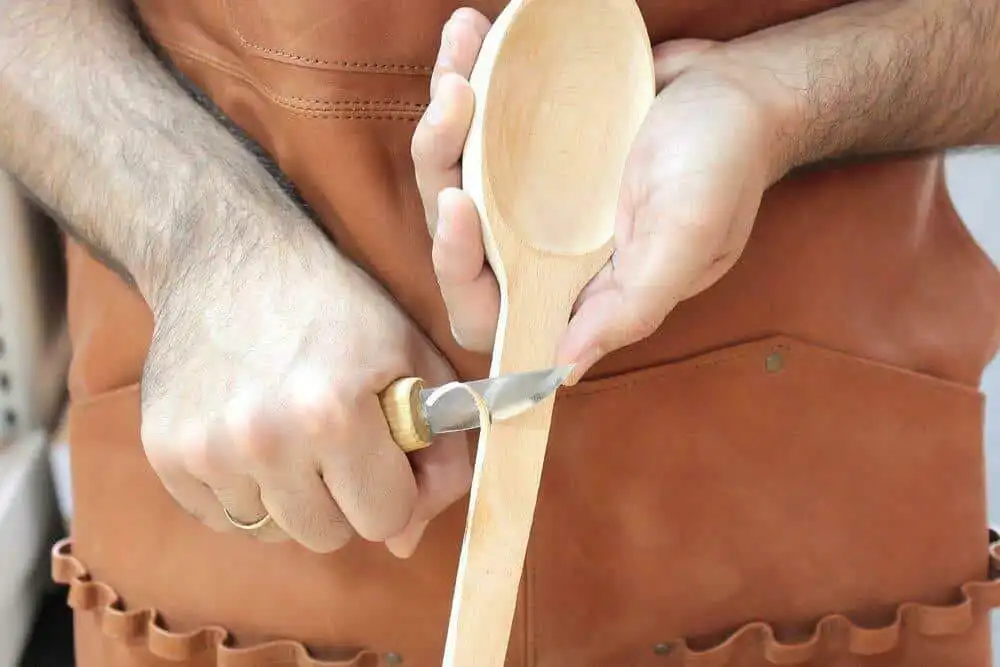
[441,1,656,665]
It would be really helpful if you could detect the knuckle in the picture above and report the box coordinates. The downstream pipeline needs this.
[214,403,284,474]
[363,484,418,542]
[369,513,413,544]
[629,310,664,341]
[139,414,169,454]
[142,413,222,478]
[306,522,354,554]
[674,212,728,247]
[233,432,284,469]
[178,438,218,478]
[410,121,437,168]
[615,297,664,345]
[287,375,358,440]
[139,400,176,450]
[223,398,283,470]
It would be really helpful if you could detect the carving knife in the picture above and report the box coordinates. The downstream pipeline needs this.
[378,365,574,452]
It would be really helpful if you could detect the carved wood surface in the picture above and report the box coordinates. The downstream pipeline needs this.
[441,1,656,665]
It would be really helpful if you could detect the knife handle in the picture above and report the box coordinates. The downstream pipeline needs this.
[378,377,433,453]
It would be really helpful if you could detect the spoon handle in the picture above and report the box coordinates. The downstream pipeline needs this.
[441,257,593,667]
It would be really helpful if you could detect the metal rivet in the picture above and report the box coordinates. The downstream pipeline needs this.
[765,352,785,373]
[652,642,673,656]
[384,652,404,666]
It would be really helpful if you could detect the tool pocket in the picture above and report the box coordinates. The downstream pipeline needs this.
[528,334,1000,667]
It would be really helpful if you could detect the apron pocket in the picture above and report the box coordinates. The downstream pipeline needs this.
[528,334,997,667]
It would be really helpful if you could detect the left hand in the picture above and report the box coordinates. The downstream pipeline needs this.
[412,9,789,384]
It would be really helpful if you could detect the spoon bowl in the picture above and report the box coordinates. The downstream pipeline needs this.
[478,0,655,256]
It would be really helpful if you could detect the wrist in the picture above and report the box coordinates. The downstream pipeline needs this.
[672,0,1000,169]
[140,177,331,316]
[665,56,801,187]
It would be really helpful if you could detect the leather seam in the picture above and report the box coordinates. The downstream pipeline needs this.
[160,39,426,121]
[562,345,784,400]
[224,0,432,75]
[560,334,984,402]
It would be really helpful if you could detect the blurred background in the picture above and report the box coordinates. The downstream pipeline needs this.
[1,150,998,665]
[945,151,1000,665]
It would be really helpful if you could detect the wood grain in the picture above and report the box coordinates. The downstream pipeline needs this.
[441,1,656,665]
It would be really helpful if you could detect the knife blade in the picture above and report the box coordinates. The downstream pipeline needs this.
[422,365,574,433]
[378,365,574,452]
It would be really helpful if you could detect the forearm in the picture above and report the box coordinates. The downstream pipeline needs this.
[697,0,1000,176]
[0,0,314,303]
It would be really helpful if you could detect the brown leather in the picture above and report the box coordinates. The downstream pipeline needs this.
[60,1,1000,666]
[50,535,1000,666]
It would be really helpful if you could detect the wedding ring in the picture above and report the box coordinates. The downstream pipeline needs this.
[224,507,272,532]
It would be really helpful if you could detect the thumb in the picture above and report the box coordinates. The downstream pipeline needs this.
[556,278,672,385]
[652,39,720,89]
[556,189,719,384]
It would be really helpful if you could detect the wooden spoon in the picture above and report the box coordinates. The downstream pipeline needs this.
[441,1,656,665]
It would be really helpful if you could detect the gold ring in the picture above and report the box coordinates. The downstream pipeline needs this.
[224,507,272,531]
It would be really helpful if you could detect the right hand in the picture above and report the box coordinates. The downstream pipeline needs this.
[139,229,471,558]
[414,9,783,385]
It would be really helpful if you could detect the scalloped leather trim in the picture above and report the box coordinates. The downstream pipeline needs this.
[51,536,1000,666]
[50,539,383,667]
[665,537,1000,666]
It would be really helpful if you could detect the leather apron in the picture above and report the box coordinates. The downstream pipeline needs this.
[54,1,1000,666]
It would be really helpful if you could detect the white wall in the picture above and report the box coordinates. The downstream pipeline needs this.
[943,150,999,664]
[944,151,1000,519]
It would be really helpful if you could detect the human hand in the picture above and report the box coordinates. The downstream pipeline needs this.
[412,10,787,384]
[139,227,471,558]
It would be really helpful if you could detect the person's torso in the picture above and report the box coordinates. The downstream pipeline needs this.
[58,2,1000,666]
